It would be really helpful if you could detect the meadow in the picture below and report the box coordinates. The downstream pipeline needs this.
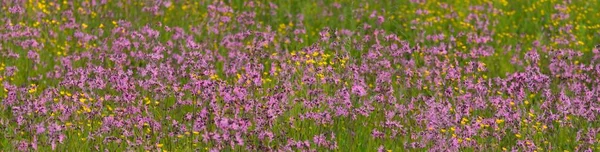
[1,0,600,151]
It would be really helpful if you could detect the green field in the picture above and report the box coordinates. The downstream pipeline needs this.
[1,0,600,151]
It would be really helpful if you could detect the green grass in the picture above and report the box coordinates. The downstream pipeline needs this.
[1,0,600,151]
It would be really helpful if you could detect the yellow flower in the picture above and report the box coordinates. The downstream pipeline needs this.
[82,106,91,113]
[210,74,219,80]
[82,23,88,29]
[157,144,164,148]
[79,98,87,103]
[279,23,286,29]
[461,117,468,125]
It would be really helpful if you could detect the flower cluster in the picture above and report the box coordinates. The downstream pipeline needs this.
[1,0,600,151]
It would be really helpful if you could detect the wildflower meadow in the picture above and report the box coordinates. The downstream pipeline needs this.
[1,0,600,151]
